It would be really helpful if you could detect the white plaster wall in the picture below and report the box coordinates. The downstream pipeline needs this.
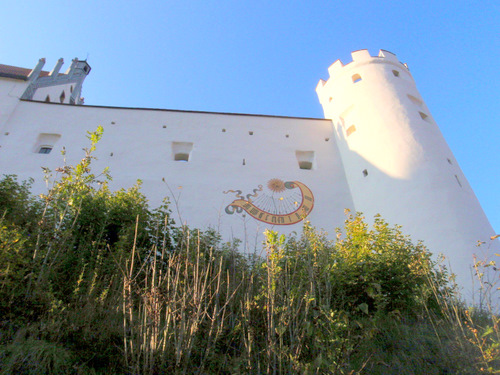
[0,100,354,253]
[32,83,75,103]
[0,78,29,131]
[317,49,499,301]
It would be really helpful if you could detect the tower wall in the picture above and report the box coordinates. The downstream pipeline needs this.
[317,49,499,301]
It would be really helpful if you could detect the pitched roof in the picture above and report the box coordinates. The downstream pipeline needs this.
[0,64,51,81]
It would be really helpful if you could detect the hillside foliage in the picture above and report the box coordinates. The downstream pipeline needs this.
[0,128,498,374]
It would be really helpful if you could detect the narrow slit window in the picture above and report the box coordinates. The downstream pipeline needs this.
[296,150,315,170]
[59,90,66,103]
[352,74,362,83]
[172,142,193,162]
[363,169,368,177]
[419,111,429,121]
[455,175,462,188]
[408,94,423,106]
[45,95,50,102]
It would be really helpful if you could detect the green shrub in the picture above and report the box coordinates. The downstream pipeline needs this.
[0,336,75,375]
[0,126,494,374]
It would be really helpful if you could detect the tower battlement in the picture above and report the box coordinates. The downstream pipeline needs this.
[316,49,410,95]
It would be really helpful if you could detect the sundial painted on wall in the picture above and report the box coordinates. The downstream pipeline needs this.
[224,178,314,225]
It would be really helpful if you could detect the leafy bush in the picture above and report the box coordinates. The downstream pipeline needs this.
[0,127,495,374]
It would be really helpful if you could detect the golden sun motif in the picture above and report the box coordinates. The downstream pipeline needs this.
[267,178,286,193]
[224,179,314,225]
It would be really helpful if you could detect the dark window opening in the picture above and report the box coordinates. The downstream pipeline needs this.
[38,146,52,154]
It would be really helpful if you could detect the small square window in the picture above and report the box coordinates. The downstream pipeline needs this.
[296,150,315,170]
[38,146,53,154]
[33,133,61,154]
[172,141,193,162]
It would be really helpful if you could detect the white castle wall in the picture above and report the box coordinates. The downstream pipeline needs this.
[316,49,499,301]
[1,50,498,302]
[0,100,354,254]
[0,78,29,131]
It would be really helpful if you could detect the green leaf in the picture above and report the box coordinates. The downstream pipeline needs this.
[358,303,369,315]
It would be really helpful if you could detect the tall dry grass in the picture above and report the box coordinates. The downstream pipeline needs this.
[1,127,499,374]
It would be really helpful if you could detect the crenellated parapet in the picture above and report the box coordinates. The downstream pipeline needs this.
[21,57,91,105]
[316,49,410,100]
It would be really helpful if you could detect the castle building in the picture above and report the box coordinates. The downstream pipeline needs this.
[0,50,497,301]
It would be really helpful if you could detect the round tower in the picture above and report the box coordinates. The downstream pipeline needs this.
[316,49,499,303]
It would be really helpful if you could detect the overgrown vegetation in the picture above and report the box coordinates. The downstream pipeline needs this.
[0,127,499,374]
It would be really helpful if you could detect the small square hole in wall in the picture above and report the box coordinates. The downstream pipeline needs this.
[172,141,193,162]
[352,74,362,83]
[163,125,167,129]
[419,111,429,121]
[346,125,356,137]
[286,134,289,138]
[249,131,254,135]
[222,128,226,132]
[325,137,330,142]
[392,70,400,77]
[175,153,189,161]
[296,150,315,170]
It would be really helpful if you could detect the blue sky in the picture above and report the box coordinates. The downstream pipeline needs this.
[1,0,498,234]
